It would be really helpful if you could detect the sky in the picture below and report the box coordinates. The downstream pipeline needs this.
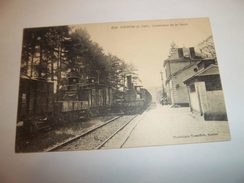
[75,17,213,89]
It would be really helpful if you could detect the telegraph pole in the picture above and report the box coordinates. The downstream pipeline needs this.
[160,71,165,95]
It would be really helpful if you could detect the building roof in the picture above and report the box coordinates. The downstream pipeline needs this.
[165,61,199,83]
[183,64,219,84]
[172,61,199,76]
[20,75,53,83]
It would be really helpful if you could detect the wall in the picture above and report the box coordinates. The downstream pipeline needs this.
[190,81,227,121]
[165,82,172,104]
[173,78,189,105]
[171,64,198,105]
[169,60,191,75]
[164,60,191,80]
[205,90,227,120]
[189,89,201,113]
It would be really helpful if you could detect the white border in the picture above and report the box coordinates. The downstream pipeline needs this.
[1,1,244,182]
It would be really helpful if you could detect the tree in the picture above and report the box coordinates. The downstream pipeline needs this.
[21,26,71,93]
[197,36,216,59]
[167,42,178,59]
[20,25,140,100]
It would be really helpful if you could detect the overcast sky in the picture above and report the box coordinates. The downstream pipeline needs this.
[77,17,213,89]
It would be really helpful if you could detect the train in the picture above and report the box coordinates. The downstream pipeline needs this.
[17,72,152,134]
[112,75,152,114]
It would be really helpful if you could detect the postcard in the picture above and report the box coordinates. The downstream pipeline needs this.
[15,17,230,153]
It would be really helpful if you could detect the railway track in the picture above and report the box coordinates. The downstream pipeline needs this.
[46,115,138,152]
[95,115,138,149]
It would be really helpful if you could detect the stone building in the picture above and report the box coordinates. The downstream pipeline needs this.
[163,47,202,106]
[183,61,227,121]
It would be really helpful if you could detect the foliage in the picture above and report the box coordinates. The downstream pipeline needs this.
[197,36,216,59]
[20,25,137,95]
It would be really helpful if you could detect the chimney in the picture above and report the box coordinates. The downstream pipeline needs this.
[189,47,196,59]
[178,48,184,58]
[127,75,133,90]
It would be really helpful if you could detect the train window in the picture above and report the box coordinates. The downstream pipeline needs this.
[21,93,27,110]
[21,93,26,103]
[79,91,89,101]
[92,89,95,95]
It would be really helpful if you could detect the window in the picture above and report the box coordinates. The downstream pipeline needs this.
[21,93,26,103]
[205,76,222,91]
[189,84,196,92]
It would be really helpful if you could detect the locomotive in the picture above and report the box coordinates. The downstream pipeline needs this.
[113,75,152,114]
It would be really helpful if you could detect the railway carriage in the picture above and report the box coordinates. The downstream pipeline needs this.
[56,72,113,121]
[17,72,152,135]
[17,77,54,134]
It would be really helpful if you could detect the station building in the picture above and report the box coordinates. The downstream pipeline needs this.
[163,47,202,106]
[183,61,228,121]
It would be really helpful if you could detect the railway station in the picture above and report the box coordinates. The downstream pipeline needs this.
[15,20,229,153]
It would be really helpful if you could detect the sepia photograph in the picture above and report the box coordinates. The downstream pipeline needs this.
[15,17,230,153]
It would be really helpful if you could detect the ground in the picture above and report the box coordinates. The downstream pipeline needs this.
[122,103,230,148]
[15,103,230,153]
[15,115,115,152]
